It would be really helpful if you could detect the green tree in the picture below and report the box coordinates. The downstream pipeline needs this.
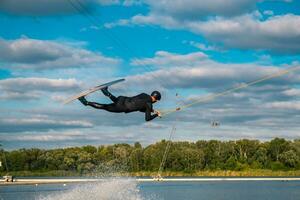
[279,150,298,168]
[268,138,290,161]
[254,147,268,168]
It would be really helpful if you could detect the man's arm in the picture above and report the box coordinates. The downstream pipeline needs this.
[145,102,158,121]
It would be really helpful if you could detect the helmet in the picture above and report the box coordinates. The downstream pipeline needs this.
[151,91,161,101]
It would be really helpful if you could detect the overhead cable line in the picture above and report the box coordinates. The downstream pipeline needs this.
[162,65,300,116]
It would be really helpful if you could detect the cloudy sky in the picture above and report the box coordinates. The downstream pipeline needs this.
[1,0,300,149]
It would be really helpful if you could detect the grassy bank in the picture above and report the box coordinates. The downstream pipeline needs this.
[130,170,300,177]
[0,170,80,177]
[2,170,300,177]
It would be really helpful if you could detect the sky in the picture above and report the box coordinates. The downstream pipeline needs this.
[1,0,300,150]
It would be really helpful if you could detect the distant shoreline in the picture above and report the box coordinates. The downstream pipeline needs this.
[2,169,300,178]
[2,139,300,176]
[1,177,300,186]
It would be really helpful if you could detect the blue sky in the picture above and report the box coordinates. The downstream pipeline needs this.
[1,0,300,149]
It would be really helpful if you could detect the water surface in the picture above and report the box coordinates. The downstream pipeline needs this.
[1,179,299,200]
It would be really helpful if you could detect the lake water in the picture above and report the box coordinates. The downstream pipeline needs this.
[1,179,300,200]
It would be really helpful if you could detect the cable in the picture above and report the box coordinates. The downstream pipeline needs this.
[156,93,181,179]
[161,65,300,116]
[155,65,300,176]
[156,123,176,179]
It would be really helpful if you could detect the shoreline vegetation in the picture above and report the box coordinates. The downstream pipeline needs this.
[1,138,300,177]
[1,170,300,177]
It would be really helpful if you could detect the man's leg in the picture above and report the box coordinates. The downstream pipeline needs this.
[78,96,88,106]
[79,96,106,109]
[88,102,123,113]
[78,96,123,112]
[101,87,118,102]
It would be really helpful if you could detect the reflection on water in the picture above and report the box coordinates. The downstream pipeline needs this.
[1,179,300,200]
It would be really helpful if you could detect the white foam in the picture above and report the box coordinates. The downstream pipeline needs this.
[38,178,146,200]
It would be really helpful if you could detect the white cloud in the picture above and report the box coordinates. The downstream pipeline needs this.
[121,51,300,141]
[122,13,300,54]
[5,134,81,142]
[0,91,41,100]
[51,95,69,103]
[145,0,259,19]
[188,14,300,54]
[131,51,208,67]
[282,88,300,96]
[104,14,180,29]
[0,118,93,133]
[1,130,94,144]
[265,101,300,110]
[106,1,300,54]
[187,41,220,51]
[2,51,300,148]
[0,38,121,70]
[0,77,80,92]
[0,77,80,100]
[127,51,300,89]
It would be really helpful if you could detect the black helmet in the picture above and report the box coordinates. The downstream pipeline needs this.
[151,91,161,101]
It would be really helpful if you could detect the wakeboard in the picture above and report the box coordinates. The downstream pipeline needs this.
[64,78,125,104]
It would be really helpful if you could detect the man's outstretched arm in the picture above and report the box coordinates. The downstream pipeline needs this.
[145,103,158,121]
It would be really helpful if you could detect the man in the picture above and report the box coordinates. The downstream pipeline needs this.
[78,87,161,121]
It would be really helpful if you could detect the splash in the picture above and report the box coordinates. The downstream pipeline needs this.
[38,179,146,200]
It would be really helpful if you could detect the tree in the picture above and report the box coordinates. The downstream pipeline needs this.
[254,147,268,168]
[224,156,237,170]
[134,142,142,149]
[129,148,143,172]
[268,138,290,161]
[82,145,97,154]
[279,150,298,168]
[2,138,300,175]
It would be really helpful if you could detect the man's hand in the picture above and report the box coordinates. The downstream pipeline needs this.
[154,110,162,117]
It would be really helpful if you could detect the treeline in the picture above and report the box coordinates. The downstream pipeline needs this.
[1,138,300,175]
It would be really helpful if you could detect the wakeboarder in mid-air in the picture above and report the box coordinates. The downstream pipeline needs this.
[78,87,161,121]
[64,79,161,121]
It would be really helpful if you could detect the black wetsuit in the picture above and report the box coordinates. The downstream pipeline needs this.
[82,90,158,121]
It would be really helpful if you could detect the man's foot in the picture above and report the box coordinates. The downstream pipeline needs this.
[101,86,110,97]
[101,86,118,102]
[78,96,88,106]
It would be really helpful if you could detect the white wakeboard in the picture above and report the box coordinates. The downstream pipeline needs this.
[64,78,125,104]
